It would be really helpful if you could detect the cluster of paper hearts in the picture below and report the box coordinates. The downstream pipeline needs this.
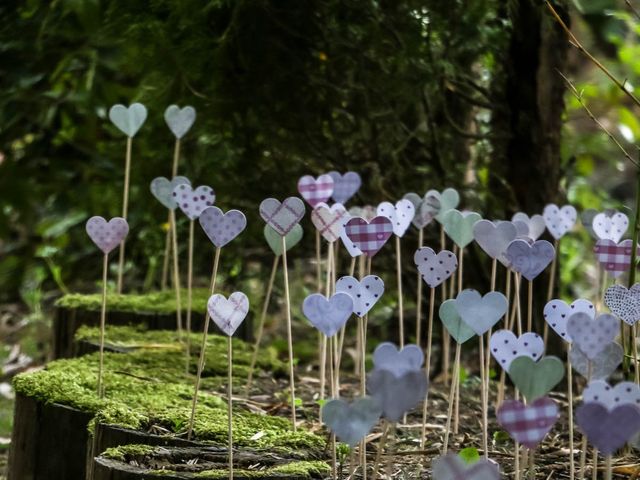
[207,292,250,336]
[367,343,428,422]
[109,103,197,139]
[297,172,362,207]
[86,216,130,254]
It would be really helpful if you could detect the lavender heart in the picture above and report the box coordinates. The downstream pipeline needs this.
[86,216,129,254]
[208,292,249,337]
[403,192,440,229]
[199,207,247,248]
[576,403,640,455]
[367,369,428,422]
[173,184,215,220]
[567,313,619,360]
[372,342,423,377]
[302,293,353,337]
[505,239,555,281]
[604,284,640,326]
[335,275,384,317]
[328,171,361,204]
[414,247,458,289]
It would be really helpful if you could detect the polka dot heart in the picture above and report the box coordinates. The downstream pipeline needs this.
[583,380,640,411]
[543,298,595,342]
[543,203,577,240]
[489,330,544,371]
[85,216,129,254]
[199,206,247,248]
[376,199,415,237]
[414,247,458,288]
[335,275,384,317]
[172,184,215,220]
[566,312,619,360]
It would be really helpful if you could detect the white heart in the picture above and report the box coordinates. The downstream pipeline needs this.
[376,200,415,237]
[543,298,595,343]
[208,292,249,336]
[489,330,544,371]
[512,212,546,240]
[164,105,196,139]
[543,204,577,240]
[583,380,640,411]
[335,275,384,317]
[592,212,629,243]
[108,103,147,137]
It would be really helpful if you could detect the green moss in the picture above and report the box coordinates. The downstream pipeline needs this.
[102,444,156,462]
[192,461,330,478]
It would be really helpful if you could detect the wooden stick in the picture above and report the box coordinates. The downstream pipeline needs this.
[515,441,520,480]
[568,345,576,480]
[316,230,322,289]
[579,361,593,479]
[420,286,436,448]
[443,343,461,454]
[246,255,280,394]
[97,253,108,398]
[634,323,640,384]
[604,454,611,480]
[282,235,297,431]
[514,273,523,336]
[591,449,598,480]
[169,209,183,337]
[454,247,464,434]
[544,239,559,345]
[479,335,489,458]
[162,141,180,290]
[187,246,221,440]
[227,335,234,480]
[185,219,195,372]
[527,280,533,333]
[395,235,405,347]
[161,219,171,290]
[485,259,497,411]
[371,421,390,480]
[442,231,451,382]
[320,244,334,401]
[416,228,424,347]
[497,268,512,407]
[116,136,132,294]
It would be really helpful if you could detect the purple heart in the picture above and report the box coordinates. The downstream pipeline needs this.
[259,197,306,236]
[335,275,384,317]
[302,293,353,337]
[343,216,393,257]
[432,453,500,480]
[372,342,423,377]
[594,239,639,278]
[576,403,640,455]
[297,174,334,208]
[505,239,555,281]
[366,369,428,422]
[567,313,619,360]
[172,184,215,220]
[414,247,458,288]
[497,397,559,449]
[328,171,361,204]
[86,216,129,254]
[604,284,640,326]
[199,207,247,248]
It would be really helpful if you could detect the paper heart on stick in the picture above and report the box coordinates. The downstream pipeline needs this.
[372,342,423,377]
[340,228,363,257]
[414,247,458,289]
[497,397,559,449]
[473,220,517,266]
[302,293,353,337]
[543,204,577,240]
[454,289,508,336]
[512,212,546,241]
[173,184,215,220]
[505,239,555,281]
[108,103,147,137]
[543,298,595,343]
[583,380,640,410]
[367,368,428,422]
[576,403,640,455]
[570,342,623,380]
[150,176,191,210]
[439,299,475,344]
[327,171,361,204]
[297,174,334,208]
[164,105,196,139]
[259,197,306,236]
[199,207,247,248]
[604,284,640,326]
[434,188,460,222]
[592,211,629,243]
[508,356,564,402]
[348,205,376,221]
[594,239,639,278]
[442,209,482,249]
[321,396,381,447]
[86,216,129,254]
[567,313,619,360]
[403,192,441,229]
[377,200,415,237]
[489,330,544,371]
[335,275,384,317]
[343,216,394,257]
[208,292,249,336]
[311,202,348,242]
[264,224,303,256]
[432,453,500,480]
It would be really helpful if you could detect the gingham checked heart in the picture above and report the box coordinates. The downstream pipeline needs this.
[310,202,348,242]
[497,397,559,449]
[543,298,595,342]
[594,239,639,278]
[377,200,415,237]
[473,220,517,266]
[432,453,500,480]
[297,174,334,208]
[86,216,129,254]
[259,197,306,236]
[543,204,577,240]
[592,212,629,242]
[343,216,394,257]
[208,292,249,336]
[328,171,361,204]
[172,184,216,220]
[372,342,423,377]
[567,313,619,360]
[414,247,458,288]
[505,239,555,281]
[576,403,640,455]
[199,207,247,248]
[489,330,544,371]
[583,380,640,411]
[512,212,546,240]
[604,284,640,326]
[150,176,190,210]
[335,275,384,317]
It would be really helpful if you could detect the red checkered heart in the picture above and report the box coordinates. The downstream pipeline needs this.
[310,203,349,242]
[343,216,393,257]
[297,174,334,208]
[497,397,559,449]
[594,239,639,278]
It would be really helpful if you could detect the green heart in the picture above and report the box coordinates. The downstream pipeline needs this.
[264,224,303,256]
[508,356,565,403]
[439,299,475,344]
[435,188,460,221]
[442,210,481,249]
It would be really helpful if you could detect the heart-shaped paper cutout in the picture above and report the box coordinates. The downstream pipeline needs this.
[604,284,640,326]
[367,369,428,422]
[199,207,247,248]
[311,202,348,242]
[340,225,363,257]
[377,200,415,237]
[576,403,640,455]
[581,209,599,240]
[302,293,353,337]
[414,247,458,289]
[348,205,377,221]
[403,192,441,229]
[583,380,640,410]
[512,212,546,241]
[297,174,334,208]
[592,211,628,243]
[372,342,423,377]
[173,184,215,220]
[328,171,361,204]
[505,239,555,281]
[442,209,482,249]
[108,103,147,137]
[343,216,394,257]
[432,453,500,480]
[439,299,475,344]
[264,224,303,256]
[497,397,559,449]
[208,292,249,336]
[570,342,623,380]
[473,220,517,266]
[259,197,306,236]
[335,275,384,317]
[594,239,639,278]
[567,313,619,360]
[86,216,129,254]
[508,356,564,402]
[543,298,595,343]
[511,219,530,240]
[321,396,381,447]
[434,188,460,222]
[543,204,577,240]
[150,176,191,210]
[164,105,196,139]
[489,330,544,371]
[455,289,508,336]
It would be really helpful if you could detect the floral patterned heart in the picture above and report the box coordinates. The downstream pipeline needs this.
[172,184,215,220]
[505,239,555,281]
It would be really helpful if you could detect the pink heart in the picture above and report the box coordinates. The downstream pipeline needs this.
[85,216,129,254]
[172,184,215,220]
[594,239,639,278]
[343,216,393,257]
[199,207,247,248]
[297,174,334,208]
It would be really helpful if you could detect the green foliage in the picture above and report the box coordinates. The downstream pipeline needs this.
[458,446,480,464]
